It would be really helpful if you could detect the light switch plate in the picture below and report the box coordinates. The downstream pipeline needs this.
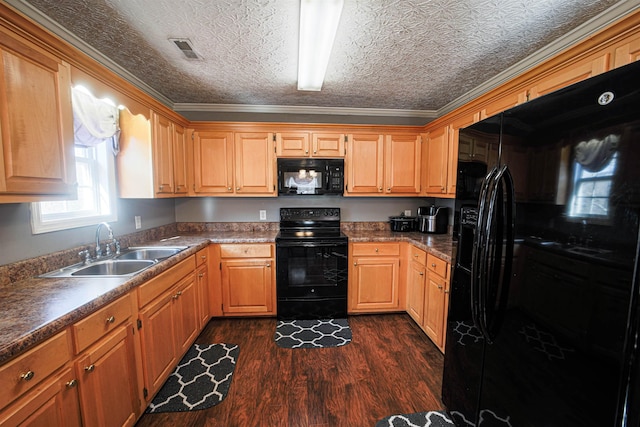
[259,210,267,220]
[135,216,142,229]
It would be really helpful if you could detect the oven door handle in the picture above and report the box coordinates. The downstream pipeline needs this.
[276,241,348,248]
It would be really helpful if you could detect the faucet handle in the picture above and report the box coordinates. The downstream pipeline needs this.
[114,239,121,255]
[105,242,112,256]
[78,250,92,264]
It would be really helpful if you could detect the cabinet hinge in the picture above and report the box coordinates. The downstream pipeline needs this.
[273,134,276,142]
[137,319,142,329]
[143,388,148,398]
[219,262,222,270]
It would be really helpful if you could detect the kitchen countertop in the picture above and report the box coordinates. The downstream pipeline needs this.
[0,229,452,364]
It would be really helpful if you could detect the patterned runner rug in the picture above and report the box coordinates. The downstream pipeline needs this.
[145,343,239,413]
[275,318,352,348]
[375,411,456,427]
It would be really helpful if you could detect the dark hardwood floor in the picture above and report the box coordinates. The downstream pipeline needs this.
[135,314,445,427]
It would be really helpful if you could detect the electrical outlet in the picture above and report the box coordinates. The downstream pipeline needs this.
[404,210,412,217]
[259,210,267,221]
[135,215,142,229]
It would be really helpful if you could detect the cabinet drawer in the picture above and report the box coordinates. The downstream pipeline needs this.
[220,244,272,258]
[196,247,208,267]
[72,293,133,354]
[409,246,427,265]
[427,254,449,279]
[352,243,401,257]
[138,256,196,307]
[0,330,71,408]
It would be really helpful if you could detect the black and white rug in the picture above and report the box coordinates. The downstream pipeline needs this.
[375,411,455,427]
[275,318,352,348]
[145,343,239,413]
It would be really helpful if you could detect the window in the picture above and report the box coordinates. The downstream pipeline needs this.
[31,142,117,234]
[31,86,119,234]
[567,152,618,219]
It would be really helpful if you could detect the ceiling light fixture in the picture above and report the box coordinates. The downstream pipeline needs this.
[297,0,344,91]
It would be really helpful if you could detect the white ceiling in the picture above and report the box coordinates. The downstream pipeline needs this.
[6,0,637,124]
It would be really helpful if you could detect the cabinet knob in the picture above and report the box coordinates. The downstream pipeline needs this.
[266,263,271,267]
[438,285,443,290]
[20,370,35,381]
[375,248,379,252]
[66,379,78,389]
[201,255,207,260]
[444,290,450,294]
[431,263,436,267]
[414,254,418,258]
[84,364,95,373]
[378,187,383,191]
[227,187,232,191]
[236,187,241,191]
[313,150,317,154]
[198,273,204,278]
[106,316,115,324]
[159,185,164,191]
[387,187,390,191]
[305,150,309,154]
[354,262,358,266]
[419,272,424,276]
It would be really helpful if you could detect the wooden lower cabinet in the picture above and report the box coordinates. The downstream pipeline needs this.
[0,366,81,427]
[219,244,275,316]
[406,246,427,324]
[196,247,210,329]
[349,243,402,313]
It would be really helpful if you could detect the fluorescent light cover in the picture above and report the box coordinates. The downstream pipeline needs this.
[297,0,344,91]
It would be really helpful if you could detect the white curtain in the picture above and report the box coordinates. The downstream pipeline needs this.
[574,134,620,172]
[72,86,120,154]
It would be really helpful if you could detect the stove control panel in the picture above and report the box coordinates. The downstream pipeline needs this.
[279,208,340,222]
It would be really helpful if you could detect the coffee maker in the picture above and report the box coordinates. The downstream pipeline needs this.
[417,206,449,234]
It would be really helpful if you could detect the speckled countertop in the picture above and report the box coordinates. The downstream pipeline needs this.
[0,226,452,364]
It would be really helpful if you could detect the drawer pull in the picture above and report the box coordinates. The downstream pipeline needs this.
[84,364,95,373]
[198,273,204,278]
[201,255,207,260]
[431,263,436,267]
[438,285,443,290]
[20,370,35,381]
[106,316,115,324]
[66,379,78,389]
[419,272,424,276]
[414,254,419,258]
[375,248,379,252]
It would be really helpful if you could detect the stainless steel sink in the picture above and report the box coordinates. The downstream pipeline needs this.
[115,246,187,261]
[40,245,187,278]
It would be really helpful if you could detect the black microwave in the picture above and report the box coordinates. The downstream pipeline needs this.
[277,158,344,196]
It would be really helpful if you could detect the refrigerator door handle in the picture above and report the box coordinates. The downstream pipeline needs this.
[482,165,516,342]
[471,166,499,334]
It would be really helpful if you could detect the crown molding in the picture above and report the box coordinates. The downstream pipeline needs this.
[437,0,640,117]
[4,0,175,108]
[173,103,438,119]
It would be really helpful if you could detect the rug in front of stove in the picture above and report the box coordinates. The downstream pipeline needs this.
[145,343,239,413]
[375,410,456,427]
[275,318,352,348]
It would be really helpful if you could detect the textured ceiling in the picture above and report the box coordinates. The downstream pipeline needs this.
[11,0,625,120]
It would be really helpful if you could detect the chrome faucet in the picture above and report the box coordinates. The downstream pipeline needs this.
[95,222,120,258]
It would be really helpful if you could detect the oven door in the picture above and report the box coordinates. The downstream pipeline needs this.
[276,240,348,299]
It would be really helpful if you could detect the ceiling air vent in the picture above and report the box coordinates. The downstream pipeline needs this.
[169,38,203,60]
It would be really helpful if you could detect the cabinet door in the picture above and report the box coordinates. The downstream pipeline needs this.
[345,133,384,194]
[424,272,447,349]
[172,123,188,195]
[196,264,210,330]
[234,132,275,195]
[76,325,139,427]
[0,31,75,198]
[221,259,274,315]
[407,260,426,324]
[312,133,345,157]
[276,132,309,157]
[0,367,81,427]
[447,113,479,196]
[139,292,178,397]
[193,131,234,194]
[152,112,174,195]
[613,34,640,67]
[424,126,449,195]
[350,257,400,312]
[480,90,528,120]
[174,275,199,357]
[385,134,421,194]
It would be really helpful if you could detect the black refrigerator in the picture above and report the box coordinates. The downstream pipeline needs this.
[442,59,640,427]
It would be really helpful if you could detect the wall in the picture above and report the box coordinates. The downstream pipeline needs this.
[174,196,452,223]
[0,198,175,265]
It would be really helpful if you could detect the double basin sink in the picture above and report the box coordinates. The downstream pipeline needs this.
[40,246,188,278]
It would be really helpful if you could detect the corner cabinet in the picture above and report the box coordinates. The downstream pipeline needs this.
[349,243,403,313]
[0,26,76,203]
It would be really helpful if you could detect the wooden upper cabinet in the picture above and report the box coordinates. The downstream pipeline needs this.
[172,124,188,195]
[613,32,640,67]
[276,132,345,157]
[0,28,76,202]
[529,52,610,99]
[446,113,480,197]
[234,132,276,195]
[192,131,234,195]
[345,133,384,194]
[424,126,449,196]
[152,112,174,195]
[312,133,345,157]
[275,132,309,157]
[384,134,421,195]
[480,90,528,120]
